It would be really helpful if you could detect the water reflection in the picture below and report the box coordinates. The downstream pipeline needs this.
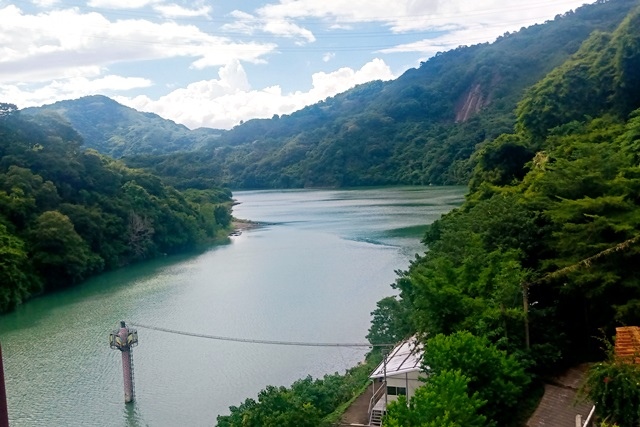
[124,402,148,427]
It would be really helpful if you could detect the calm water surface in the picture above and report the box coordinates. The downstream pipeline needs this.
[0,187,465,427]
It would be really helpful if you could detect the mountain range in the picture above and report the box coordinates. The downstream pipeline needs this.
[22,0,639,190]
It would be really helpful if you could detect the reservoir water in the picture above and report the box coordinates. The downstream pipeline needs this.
[0,187,465,427]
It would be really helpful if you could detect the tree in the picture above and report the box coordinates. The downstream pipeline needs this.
[423,332,530,425]
[581,353,640,427]
[0,109,234,314]
[214,204,232,227]
[367,296,412,348]
[0,223,40,311]
[405,248,526,348]
[384,370,489,427]
[127,211,154,259]
[28,210,102,289]
[0,102,17,118]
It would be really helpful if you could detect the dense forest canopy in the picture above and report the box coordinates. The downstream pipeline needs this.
[0,107,233,313]
[379,4,640,425]
[215,1,640,425]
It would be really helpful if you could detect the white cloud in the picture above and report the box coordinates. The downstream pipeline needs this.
[309,58,391,97]
[0,5,276,84]
[223,10,315,42]
[31,0,60,7]
[153,4,212,19]
[2,0,594,130]
[247,0,588,59]
[265,19,316,42]
[0,75,152,109]
[223,11,259,35]
[253,0,586,32]
[322,52,335,62]
[87,0,161,9]
[220,0,587,61]
[116,58,394,129]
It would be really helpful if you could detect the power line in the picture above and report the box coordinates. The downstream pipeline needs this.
[130,322,394,348]
[11,0,584,27]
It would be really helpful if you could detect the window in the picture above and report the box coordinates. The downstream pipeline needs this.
[387,386,406,396]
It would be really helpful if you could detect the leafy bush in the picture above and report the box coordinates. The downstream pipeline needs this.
[216,360,377,427]
[423,332,530,425]
[384,369,488,427]
[581,355,640,427]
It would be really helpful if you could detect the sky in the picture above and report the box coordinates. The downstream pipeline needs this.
[0,0,590,130]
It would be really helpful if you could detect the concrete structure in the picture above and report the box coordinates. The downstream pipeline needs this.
[109,321,138,403]
[367,336,424,426]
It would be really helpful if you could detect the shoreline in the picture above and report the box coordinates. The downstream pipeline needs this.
[230,218,264,235]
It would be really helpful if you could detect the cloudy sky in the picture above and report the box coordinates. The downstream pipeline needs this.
[1,0,588,130]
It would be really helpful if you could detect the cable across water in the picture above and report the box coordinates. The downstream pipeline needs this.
[129,322,394,348]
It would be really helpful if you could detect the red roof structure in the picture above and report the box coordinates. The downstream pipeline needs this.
[614,326,640,363]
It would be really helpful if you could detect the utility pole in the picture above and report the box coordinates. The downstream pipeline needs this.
[383,352,388,412]
[523,282,530,350]
[0,342,9,427]
[109,321,138,403]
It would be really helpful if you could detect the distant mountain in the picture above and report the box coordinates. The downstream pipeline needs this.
[124,0,637,189]
[23,0,639,190]
[23,95,224,157]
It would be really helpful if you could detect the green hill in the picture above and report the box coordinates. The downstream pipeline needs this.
[374,3,640,424]
[0,106,232,313]
[23,95,224,157]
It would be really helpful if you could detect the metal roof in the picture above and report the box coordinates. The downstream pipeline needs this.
[370,335,424,379]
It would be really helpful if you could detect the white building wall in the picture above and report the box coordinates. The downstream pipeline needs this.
[386,370,425,400]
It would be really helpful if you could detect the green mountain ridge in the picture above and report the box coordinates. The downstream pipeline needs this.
[23,96,224,158]
[23,0,638,190]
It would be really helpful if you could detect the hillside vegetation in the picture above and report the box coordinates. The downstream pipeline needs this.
[378,4,640,425]
[215,2,640,425]
[0,107,232,313]
[23,96,223,158]
[23,1,637,191]
[132,0,633,189]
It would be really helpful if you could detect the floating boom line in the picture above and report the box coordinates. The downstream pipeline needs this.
[129,322,394,348]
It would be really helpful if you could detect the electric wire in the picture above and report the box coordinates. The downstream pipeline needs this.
[129,322,394,348]
[10,0,584,27]
[7,0,586,49]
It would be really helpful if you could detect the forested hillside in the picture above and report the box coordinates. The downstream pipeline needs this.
[215,2,640,425]
[22,1,636,191]
[23,95,223,157]
[376,4,640,425]
[120,0,637,190]
[0,106,232,313]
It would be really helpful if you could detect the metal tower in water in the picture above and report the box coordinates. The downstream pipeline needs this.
[109,321,138,403]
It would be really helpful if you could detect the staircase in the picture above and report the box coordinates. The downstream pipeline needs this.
[367,382,387,426]
[369,409,384,426]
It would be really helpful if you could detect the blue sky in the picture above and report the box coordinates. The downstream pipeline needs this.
[1,0,589,129]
